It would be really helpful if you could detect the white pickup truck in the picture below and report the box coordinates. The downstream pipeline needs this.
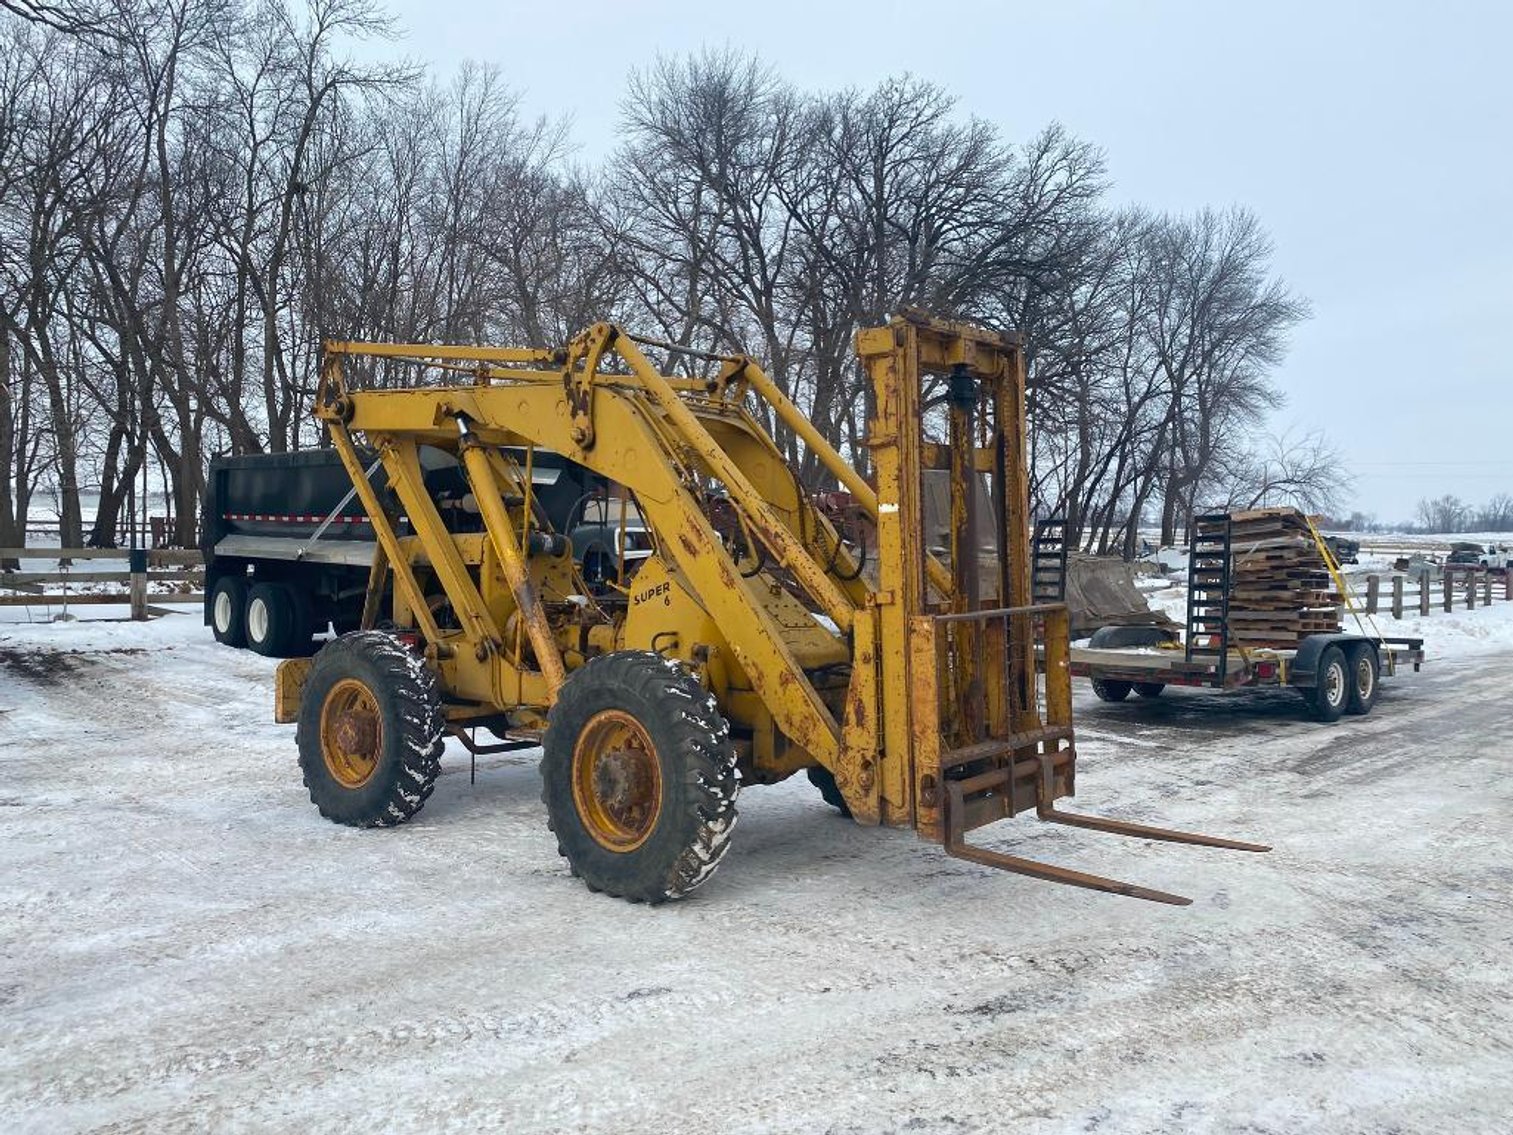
[1479,544,1513,571]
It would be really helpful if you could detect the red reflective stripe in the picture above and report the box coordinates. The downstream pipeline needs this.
[221,512,371,523]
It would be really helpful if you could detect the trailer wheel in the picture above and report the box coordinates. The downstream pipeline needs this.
[541,651,739,903]
[1134,682,1166,699]
[1345,644,1380,716]
[806,765,852,817]
[210,575,247,648]
[296,632,444,827]
[1303,645,1349,722]
[1091,678,1133,702]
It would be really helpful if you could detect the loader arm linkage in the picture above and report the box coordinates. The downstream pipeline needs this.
[300,311,1266,904]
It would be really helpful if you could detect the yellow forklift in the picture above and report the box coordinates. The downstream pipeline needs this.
[274,311,1266,904]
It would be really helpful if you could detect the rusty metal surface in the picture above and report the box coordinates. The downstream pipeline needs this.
[942,774,1192,906]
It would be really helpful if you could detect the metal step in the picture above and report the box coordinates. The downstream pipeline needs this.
[1031,516,1067,605]
[1185,512,1233,683]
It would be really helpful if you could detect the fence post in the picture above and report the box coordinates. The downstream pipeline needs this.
[1420,569,1432,616]
[129,548,148,621]
[1467,572,1476,610]
[1391,575,1404,619]
[1444,574,1454,613]
[1483,573,1493,606]
[1366,575,1380,615]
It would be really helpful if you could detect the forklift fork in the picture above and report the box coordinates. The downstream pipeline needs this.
[942,750,1270,906]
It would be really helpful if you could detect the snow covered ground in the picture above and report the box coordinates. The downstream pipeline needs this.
[2,610,1512,1133]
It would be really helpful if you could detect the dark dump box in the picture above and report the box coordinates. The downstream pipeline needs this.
[202,446,599,657]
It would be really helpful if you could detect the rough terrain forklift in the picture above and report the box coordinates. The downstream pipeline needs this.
[274,311,1266,904]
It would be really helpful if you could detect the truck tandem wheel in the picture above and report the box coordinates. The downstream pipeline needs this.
[296,631,445,827]
[247,582,301,657]
[1133,682,1166,699]
[541,651,739,903]
[210,575,248,648]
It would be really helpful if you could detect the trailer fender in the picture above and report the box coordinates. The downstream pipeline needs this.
[1291,634,1374,688]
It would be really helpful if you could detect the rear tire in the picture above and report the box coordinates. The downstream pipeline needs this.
[296,631,444,827]
[1091,677,1133,702]
[1345,643,1380,716]
[246,582,298,657]
[541,651,739,903]
[806,765,852,817]
[209,575,247,648]
[1304,645,1349,722]
[1133,682,1166,699]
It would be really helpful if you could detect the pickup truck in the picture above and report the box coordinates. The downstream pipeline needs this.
[1479,545,1513,572]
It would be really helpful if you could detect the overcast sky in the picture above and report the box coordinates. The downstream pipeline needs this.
[376,0,1511,522]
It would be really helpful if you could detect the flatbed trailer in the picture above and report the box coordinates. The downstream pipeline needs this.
[1069,632,1424,721]
[1071,635,1422,714]
[1070,509,1425,722]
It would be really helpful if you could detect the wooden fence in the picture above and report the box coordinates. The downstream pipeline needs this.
[1360,568,1513,618]
[0,547,204,620]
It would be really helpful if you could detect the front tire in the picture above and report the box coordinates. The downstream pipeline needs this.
[541,651,739,903]
[296,632,444,827]
[1091,677,1133,702]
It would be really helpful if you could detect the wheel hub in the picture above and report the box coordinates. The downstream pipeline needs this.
[247,598,269,643]
[572,710,663,852]
[320,678,383,788]
[334,708,379,755]
[1356,657,1374,696]
[1325,662,1344,706]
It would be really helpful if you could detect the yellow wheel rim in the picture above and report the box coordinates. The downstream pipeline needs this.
[319,678,384,789]
[571,710,663,852]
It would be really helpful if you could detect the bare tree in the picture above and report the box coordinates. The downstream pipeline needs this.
[1477,493,1513,532]
[1415,494,1470,533]
[0,27,1318,556]
[1223,427,1350,514]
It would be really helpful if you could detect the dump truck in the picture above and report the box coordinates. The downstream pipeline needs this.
[201,448,622,653]
[272,312,1266,905]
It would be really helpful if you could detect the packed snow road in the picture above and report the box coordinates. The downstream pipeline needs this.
[1,615,1509,1134]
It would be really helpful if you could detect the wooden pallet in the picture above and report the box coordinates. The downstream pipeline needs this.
[1211,506,1341,648]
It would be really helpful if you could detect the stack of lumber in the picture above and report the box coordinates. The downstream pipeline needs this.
[1206,507,1341,649]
